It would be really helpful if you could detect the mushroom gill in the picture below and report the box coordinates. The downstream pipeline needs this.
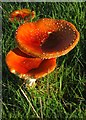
[16,18,80,59]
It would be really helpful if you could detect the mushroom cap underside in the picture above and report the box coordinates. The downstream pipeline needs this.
[16,18,80,59]
[6,48,56,79]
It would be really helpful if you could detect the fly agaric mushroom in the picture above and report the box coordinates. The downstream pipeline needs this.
[6,48,56,86]
[16,18,80,59]
[9,9,35,22]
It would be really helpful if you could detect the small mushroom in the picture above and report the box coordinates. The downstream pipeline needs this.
[9,8,35,22]
[6,48,56,85]
[16,18,80,59]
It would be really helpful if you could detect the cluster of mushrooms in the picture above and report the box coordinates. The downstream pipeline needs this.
[6,9,80,86]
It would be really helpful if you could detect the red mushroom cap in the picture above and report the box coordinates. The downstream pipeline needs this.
[6,48,56,79]
[9,9,35,22]
[16,18,80,59]
[28,58,56,79]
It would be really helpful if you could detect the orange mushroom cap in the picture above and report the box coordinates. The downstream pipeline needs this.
[9,9,35,22]
[6,48,56,79]
[16,18,80,59]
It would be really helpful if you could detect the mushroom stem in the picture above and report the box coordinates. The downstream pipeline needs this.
[27,78,36,87]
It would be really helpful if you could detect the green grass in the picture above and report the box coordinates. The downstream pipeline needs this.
[2,2,86,120]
